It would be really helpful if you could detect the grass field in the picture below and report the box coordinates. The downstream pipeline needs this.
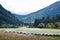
[0,28,60,40]
[16,27,60,34]
[1,27,60,34]
[0,32,60,40]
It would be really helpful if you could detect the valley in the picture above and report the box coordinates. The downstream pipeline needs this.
[0,1,60,40]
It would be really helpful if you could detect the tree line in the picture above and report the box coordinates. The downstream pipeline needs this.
[31,14,60,29]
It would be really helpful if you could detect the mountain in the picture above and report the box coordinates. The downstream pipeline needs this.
[14,1,60,23]
[14,14,27,20]
[0,4,22,25]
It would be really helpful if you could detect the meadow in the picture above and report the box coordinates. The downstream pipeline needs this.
[0,31,60,40]
[0,27,60,40]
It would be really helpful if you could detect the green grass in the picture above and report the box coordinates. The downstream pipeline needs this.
[16,27,60,34]
[0,27,60,34]
[0,27,60,40]
[0,29,5,33]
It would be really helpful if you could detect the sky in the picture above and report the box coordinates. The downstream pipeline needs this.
[0,0,59,15]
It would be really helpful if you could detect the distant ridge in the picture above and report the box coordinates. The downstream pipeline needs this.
[14,1,60,23]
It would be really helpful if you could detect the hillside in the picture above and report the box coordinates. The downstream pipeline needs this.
[14,14,26,20]
[14,1,60,23]
[0,4,22,26]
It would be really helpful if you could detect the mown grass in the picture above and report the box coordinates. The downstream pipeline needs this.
[17,27,60,34]
[1,27,60,33]
[0,28,60,40]
[0,32,60,40]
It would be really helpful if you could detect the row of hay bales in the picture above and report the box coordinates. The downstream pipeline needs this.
[5,31,60,36]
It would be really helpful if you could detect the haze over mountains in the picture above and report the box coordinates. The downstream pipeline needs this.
[0,1,60,25]
[14,1,60,23]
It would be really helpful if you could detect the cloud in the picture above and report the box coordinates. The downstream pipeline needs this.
[0,0,59,15]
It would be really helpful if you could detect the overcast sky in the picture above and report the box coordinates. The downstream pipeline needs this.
[0,0,59,15]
